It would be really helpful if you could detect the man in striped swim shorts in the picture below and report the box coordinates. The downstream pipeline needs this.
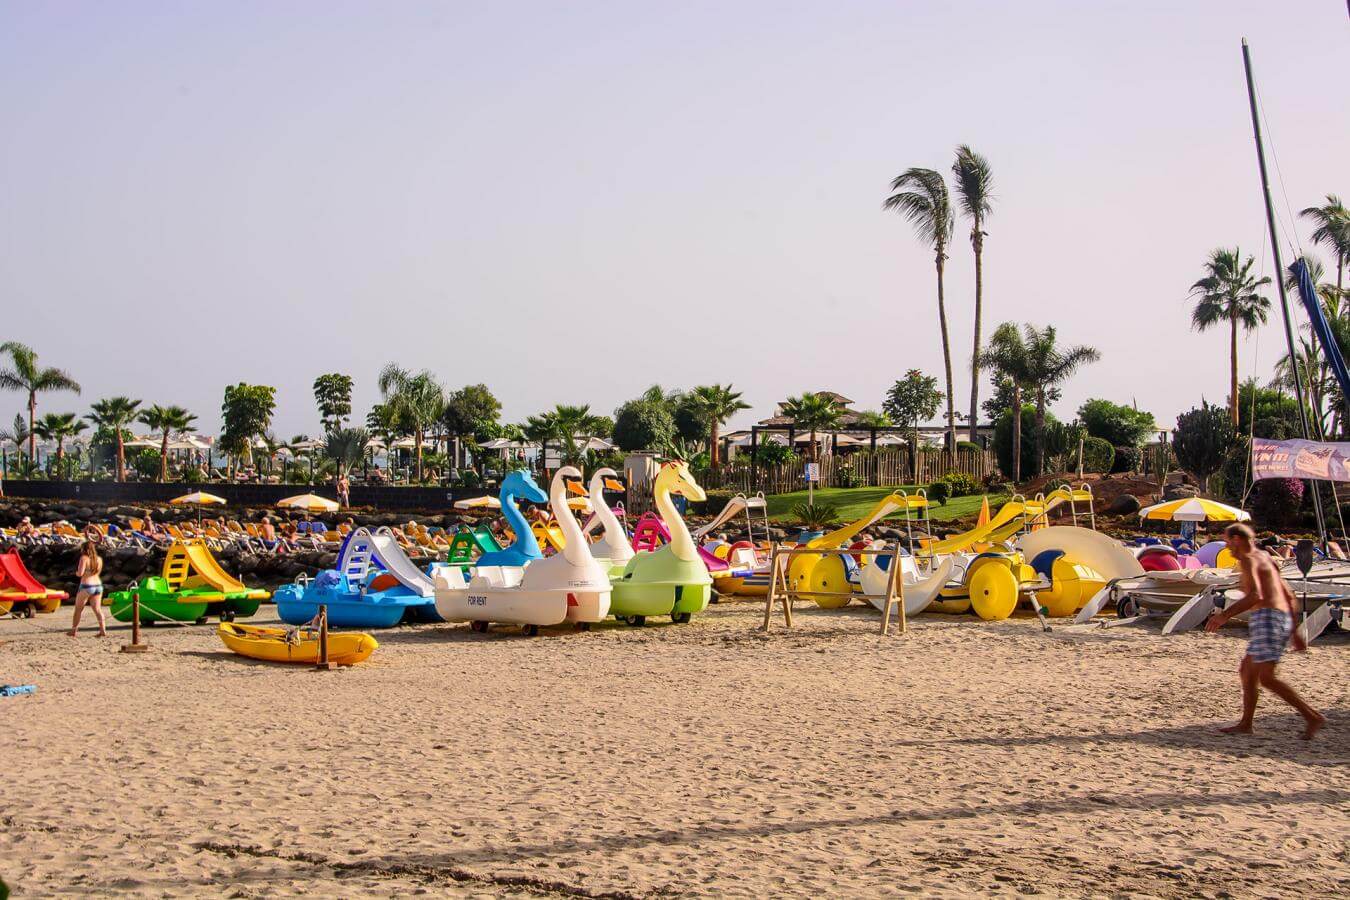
[1206,523,1325,740]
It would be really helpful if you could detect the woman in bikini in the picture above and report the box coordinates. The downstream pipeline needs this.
[69,540,107,637]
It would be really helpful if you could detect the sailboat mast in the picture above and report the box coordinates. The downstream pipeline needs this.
[1240,37,1327,547]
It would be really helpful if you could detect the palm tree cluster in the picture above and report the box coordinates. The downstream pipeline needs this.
[885,146,995,457]
[978,323,1099,482]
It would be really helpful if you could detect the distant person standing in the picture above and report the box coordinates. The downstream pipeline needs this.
[68,541,107,637]
[337,473,350,508]
[1207,523,1324,740]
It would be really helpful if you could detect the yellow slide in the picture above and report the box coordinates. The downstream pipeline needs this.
[173,541,271,600]
[788,491,927,607]
[920,501,1027,555]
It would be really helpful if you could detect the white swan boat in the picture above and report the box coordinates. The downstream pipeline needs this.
[436,467,611,635]
[585,467,633,574]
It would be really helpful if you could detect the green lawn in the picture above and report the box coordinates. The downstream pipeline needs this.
[763,486,1006,524]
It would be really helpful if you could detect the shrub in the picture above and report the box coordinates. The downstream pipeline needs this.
[1077,398,1157,447]
[612,400,675,452]
[130,449,162,480]
[993,406,1052,480]
[1173,401,1234,491]
[1080,436,1115,474]
[834,461,863,488]
[752,442,796,466]
[940,471,981,497]
[792,502,840,530]
[1110,445,1141,474]
[1250,478,1304,529]
[926,480,951,506]
[956,440,982,453]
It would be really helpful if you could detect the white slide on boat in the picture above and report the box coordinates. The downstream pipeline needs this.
[861,555,955,617]
[342,528,435,598]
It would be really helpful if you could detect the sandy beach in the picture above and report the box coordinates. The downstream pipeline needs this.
[2,602,1346,898]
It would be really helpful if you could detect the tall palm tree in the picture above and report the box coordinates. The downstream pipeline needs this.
[0,342,81,465]
[1022,325,1100,475]
[527,404,605,468]
[34,412,87,475]
[885,168,957,457]
[378,365,445,483]
[86,396,142,482]
[325,427,371,477]
[138,404,197,482]
[1189,247,1272,426]
[952,145,994,442]
[977,323,1034,482]
[780,393,844,463]
[688,384,750,467]
[1300,194,1350,297]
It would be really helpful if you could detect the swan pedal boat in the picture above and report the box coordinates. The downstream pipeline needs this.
[217,622,378,665]
[436,467,611,634]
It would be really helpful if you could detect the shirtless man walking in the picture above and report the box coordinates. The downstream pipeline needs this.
[1207,523,1325,740]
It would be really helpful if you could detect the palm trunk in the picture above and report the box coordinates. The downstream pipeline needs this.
[1011,383,1022,483]
[27,394,36,465]
[116,432,127,482]
[159,432,170,481]
[1034,389,1047,477]
[968,227,984,442]
[415,430,424,483]
[810,430,818,463]
[709,421,721,467]
[935,252,956,462]
[1229,313,1240,427]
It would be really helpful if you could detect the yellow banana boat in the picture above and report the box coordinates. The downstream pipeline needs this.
[217,622,378,666]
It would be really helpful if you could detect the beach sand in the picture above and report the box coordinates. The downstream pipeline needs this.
[2,602,1346,898]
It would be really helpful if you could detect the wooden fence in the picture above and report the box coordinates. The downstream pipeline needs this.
[701,447,996,495]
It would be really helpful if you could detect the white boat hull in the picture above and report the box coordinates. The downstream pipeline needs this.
[861,556,956,617]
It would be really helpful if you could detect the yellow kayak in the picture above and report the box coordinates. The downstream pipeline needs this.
[217,622,378,666]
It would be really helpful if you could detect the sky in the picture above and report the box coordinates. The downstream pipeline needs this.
[1,1,1347,440]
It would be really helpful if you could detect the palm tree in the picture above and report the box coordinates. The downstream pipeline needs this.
[1300,194,1350,297]
[378,365,445,483]
[977,323,1034,482]
[780,393,844,463]
[885,168,957,457]
[86,396,142,482]
[1189,247,1272,426]
[527,404,605,468]
[952,145,994,442]
[688,384,750,467]
[138,404,197,482]
[0,342,81,465]
[34,412,87,476]
[1022,325,1100,475]
[325,427,371,477]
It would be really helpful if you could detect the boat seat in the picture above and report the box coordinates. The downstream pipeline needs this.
[1030,549,1065,580]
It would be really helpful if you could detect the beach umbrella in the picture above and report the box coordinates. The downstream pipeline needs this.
[454,496,501,510]
[170,491,227,529]
[277,493,340,513]
[1138,498,1251,522]
[170,491,226,506]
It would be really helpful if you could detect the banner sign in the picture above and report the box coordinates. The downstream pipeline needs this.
[1252,437,1350,481]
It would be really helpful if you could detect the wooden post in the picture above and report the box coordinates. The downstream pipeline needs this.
[880,548,905,635]
[761,543,781,631]
[120,590,149,653]
[315,604,336,670]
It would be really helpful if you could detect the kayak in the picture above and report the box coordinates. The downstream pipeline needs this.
[217,622,378,666]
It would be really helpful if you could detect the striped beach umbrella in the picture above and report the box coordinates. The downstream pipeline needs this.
[1139,497,1251,522]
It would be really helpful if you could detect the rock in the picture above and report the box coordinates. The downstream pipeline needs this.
[1104,493,1142,516]
[1162,483,1199,502]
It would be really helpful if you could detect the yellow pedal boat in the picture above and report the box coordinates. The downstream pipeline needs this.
[217,622,378,666]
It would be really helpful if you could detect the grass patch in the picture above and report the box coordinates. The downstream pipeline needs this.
[763,486,1005,524]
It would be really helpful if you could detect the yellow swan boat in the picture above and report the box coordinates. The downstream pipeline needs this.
[217,622,378,666]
